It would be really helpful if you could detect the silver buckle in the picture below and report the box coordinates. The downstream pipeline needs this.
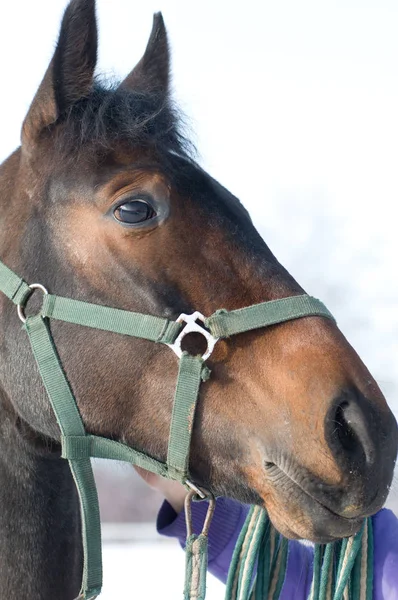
[167,312,218,361]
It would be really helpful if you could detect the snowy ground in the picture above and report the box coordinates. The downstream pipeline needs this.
[101,539,224,600]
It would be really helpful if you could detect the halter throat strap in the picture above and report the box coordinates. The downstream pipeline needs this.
[0,259,334,599]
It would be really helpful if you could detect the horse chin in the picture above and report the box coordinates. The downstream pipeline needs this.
[264,494,364,544]
[257,469,365,543]
[231,463,367,544]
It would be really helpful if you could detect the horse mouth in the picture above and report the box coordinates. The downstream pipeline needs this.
[262,462,364,543]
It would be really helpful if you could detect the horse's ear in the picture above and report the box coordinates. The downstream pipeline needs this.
[22,0,98,145]
[119,13,170,97]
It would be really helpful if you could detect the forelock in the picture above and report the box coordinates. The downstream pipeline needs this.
[53,78,195,165]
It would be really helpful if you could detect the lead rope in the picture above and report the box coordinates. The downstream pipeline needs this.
[223,508,373,600]
[184,490,216,600]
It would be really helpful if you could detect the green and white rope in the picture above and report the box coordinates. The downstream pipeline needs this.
[224,509,373,600]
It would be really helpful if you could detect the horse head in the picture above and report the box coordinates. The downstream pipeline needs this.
[0,0,396,546]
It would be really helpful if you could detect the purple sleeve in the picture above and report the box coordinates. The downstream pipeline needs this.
[373,508,398,599]
[157,499,398,600]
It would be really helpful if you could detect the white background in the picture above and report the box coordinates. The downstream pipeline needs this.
[101,540,224,600]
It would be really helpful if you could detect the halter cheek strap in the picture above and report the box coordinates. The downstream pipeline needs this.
[1,259,363,600]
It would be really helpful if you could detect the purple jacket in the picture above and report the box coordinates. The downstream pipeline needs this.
[158,498,398,599]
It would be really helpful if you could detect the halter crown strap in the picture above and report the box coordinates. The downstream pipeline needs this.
[0,260,341,600]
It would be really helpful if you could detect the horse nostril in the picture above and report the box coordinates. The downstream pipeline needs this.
[323,389,396,516]
[329,393,376,466]
[335,402,359,455]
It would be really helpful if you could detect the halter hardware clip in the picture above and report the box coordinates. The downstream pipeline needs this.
[186,479,207,499]
[167,311,218,361]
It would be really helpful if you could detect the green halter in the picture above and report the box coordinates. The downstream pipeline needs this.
[0,258,363,600]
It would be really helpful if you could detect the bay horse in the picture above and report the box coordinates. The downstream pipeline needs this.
[0,0,396,598]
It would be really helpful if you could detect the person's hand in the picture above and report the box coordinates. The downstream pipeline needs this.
[134,466,187,513]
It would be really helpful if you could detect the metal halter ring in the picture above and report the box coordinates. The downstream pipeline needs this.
[17,283,48,324]
[167,311,218,361]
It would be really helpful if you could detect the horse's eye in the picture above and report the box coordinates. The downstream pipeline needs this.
[114,200,156,224]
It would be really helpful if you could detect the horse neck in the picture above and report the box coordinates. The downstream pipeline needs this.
[0,398,82,600]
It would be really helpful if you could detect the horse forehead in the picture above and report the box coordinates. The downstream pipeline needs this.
[51,166,167,201]
[22,131,228,212]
